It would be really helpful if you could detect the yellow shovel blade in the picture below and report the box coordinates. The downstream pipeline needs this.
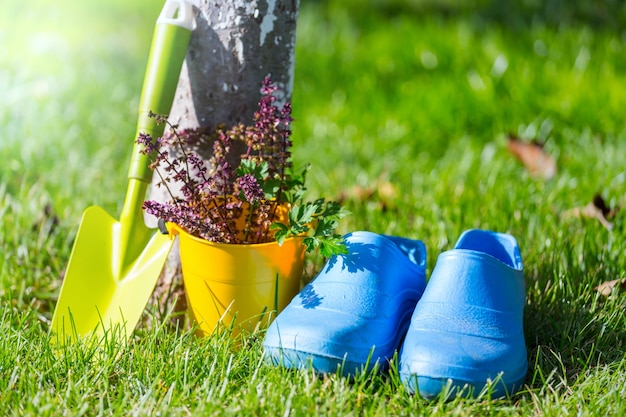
[51,206,174,343]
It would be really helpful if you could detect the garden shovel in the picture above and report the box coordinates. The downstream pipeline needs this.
[51,0,193,343]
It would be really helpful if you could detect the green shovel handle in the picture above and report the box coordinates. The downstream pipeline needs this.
[117,0,193,261]
[128,0,193,183]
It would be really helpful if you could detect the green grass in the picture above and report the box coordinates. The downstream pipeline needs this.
[2,0,626,415]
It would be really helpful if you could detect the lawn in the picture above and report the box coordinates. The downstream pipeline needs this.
[1,0,626,415]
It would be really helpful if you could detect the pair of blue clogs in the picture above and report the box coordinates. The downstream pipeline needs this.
[263,229,527,400]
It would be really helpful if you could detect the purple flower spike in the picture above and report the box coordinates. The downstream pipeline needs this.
[237,173,265,204]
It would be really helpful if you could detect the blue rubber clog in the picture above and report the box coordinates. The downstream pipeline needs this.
[263,231,427,376]
[399,229,527,399]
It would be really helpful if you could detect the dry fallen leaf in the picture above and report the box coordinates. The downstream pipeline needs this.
[595,278,626,296]
[507,134,557,180]
[338,173,398,212]
[563,193,617,231]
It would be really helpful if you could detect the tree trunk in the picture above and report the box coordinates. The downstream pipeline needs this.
[143,0,299,330]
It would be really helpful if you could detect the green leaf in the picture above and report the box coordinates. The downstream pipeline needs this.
[262,178,281,199]
[270,222,288,231]
[237,159,269,181]
[281,165,309,204]
[320,201,346,218]
[314,217,338,237]
[302,237,319,252]
[289,203,317,225]
[318,236,348,257]
[273,229,289,246]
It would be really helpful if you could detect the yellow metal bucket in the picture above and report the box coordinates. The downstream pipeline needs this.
[169,224,305,337]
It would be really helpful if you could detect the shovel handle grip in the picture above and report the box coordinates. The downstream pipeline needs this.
[128,0,193,183]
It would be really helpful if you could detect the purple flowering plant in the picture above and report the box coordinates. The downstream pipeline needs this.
[136,76,348,257]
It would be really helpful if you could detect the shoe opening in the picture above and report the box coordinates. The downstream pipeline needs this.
[455,229,523,270]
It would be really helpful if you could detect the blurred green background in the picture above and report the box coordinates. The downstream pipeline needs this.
[2,0,625,206]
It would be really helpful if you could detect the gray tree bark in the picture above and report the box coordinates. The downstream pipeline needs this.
[143,0,299,329]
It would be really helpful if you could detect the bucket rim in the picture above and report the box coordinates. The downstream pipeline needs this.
[168,222,302,249]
